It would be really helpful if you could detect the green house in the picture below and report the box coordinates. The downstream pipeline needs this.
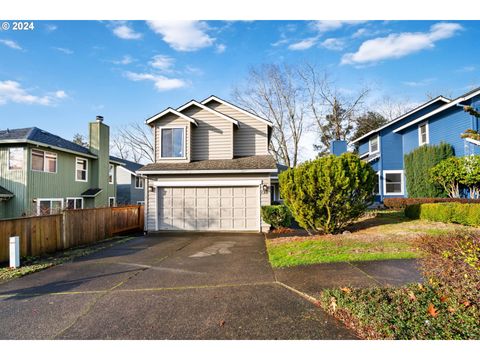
[0,116,123,219]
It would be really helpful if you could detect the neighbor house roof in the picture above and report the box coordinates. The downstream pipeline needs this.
[0,127,124,165]
[0,186,14,199]
[110,156,144,174]
[81,188,103,197]
[137,155,278,174]
[393,87,480,133]
[350,96,451,144]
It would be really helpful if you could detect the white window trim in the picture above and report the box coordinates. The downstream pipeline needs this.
[109,197,116,207]
[66,197,84,209]
[135,176,144,189]
[418,122,429,146]
[36,198,64,215]
[109,164,115,184]
[136,201,145,205]
[31,149,58,173]
[369,135,380,155]
[383,170,405,196]
[152,180,262,187]
[158,125,187,160]
[8,147,24,171]
[374,171,381,195]
[75,157,88,182]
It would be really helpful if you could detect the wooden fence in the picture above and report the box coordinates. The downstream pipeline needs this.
[0,205,144,263]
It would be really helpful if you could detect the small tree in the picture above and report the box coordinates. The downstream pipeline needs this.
[460,155,480,199]
[279,153,376,234]
[429,157,463,198]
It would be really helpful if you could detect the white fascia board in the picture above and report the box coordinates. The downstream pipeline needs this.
[393,90,480,133]
[145,108,198,126]
[201,95,273,127]
[153,179,262,187]
[138,168,278,175]
[350,96,451,144]
[465,137,480,146]
[176,100,239,127]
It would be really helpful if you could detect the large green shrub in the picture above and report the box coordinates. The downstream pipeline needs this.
[279,153,376,234]
[260,205,293,229]
[405,202,480,227]
[404,142,454,198]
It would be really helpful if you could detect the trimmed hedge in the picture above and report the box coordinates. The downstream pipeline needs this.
[261,204,293,229]
[384,197,480,209]
[405,203,480,227]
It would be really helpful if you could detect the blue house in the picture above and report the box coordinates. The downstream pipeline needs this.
[350,87,480,202]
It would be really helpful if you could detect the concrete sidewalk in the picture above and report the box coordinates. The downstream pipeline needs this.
[273,259,423,299]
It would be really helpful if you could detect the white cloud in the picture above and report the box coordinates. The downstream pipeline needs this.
[0,39,22,50]
[0,80,66,106]
[112,24,142,40]
[215,44,226,54]
[402,78,435,87]
[288,37,318,50]
[313,20,366,33]
[123,71,187,91]
[45,24,57,32]
[112,55,134,65]
[146,20,214,51]
[149,55,175,71]
[456,65,476,73]
[342,22,463,65]
[53,47,73,55]
[321,38,346,51]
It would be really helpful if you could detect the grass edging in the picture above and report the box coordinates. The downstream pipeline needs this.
[0,235,137,283]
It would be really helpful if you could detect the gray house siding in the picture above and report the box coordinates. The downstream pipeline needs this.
[115,166,144,205]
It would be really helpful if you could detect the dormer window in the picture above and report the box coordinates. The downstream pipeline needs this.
[418,122,429,146]
[161,127,185,158]
[369,135,379,154]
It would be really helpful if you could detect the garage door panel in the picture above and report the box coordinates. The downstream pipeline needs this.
[157,185,259,231]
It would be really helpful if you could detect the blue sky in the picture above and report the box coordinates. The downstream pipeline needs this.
[1,20,480,159]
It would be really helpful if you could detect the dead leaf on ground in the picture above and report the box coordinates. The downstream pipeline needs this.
[330,297,337,312]
[407,291,416,301]
[340,287,352,294]
[219,320,225,327]
[427,303,438,317]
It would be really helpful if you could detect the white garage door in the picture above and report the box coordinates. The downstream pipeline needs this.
[157,186,260,231]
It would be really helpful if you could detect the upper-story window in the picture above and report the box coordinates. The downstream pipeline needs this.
[135,176,144,189]
[369,136,379,154]
[109,164,114,184]
[75,157,88,182]
[32,149,57,173]
[418,122,429,146]
[161,127,185,158]
[8,147,24,170]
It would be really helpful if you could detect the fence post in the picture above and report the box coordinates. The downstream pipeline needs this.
[9,236,20,268]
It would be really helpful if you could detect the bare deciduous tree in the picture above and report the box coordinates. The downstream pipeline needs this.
[299,63,369,154]
[111,123,154,163]
[233,64,307,167]
[374,95,415,121]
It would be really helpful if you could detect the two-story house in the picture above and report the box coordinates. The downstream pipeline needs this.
[351,87,480,202]
[112,157,145,205]
[137,96,277,233]
[0,116,123,218]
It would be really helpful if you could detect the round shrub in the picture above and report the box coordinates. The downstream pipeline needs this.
[260,205,293,229]
[279,153,376,234]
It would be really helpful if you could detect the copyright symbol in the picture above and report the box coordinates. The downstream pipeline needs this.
[1,22,9,30]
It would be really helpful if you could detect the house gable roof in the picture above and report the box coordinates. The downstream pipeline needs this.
[176,100,239,126]
[201,95,273,127]
[145,108,198,126]
[350,96,451,144]
[110,156,143,174]
[393,87,480,133]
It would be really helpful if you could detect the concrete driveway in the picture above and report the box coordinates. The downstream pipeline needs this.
[0,232,356,339]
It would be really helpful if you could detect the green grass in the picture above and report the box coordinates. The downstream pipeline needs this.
[0,236,135,282]
[266,210,478,268]
[318,284,480,339]
[267,237,419,267]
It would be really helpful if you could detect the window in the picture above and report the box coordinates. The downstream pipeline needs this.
[75,158,88,182]
[8,147,24,170]
[109,197,116,207]
[161,127,185,158]
[137,201,145,205]
[374,172,380,195]
[66,197,83,210]
[109,164,114,184]
[383,171,404,195]
[369,136,379,154]
[37,198,63,215]
[32,149,57,173]
[270,185,276,203]
[418,122,429,146]
[135,176,144,189]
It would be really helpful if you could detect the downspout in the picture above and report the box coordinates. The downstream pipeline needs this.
[379,134,384,202]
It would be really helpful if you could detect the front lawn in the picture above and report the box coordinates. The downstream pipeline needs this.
[266,211,477,268]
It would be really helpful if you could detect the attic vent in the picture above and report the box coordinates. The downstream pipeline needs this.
[96,115,104,122]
